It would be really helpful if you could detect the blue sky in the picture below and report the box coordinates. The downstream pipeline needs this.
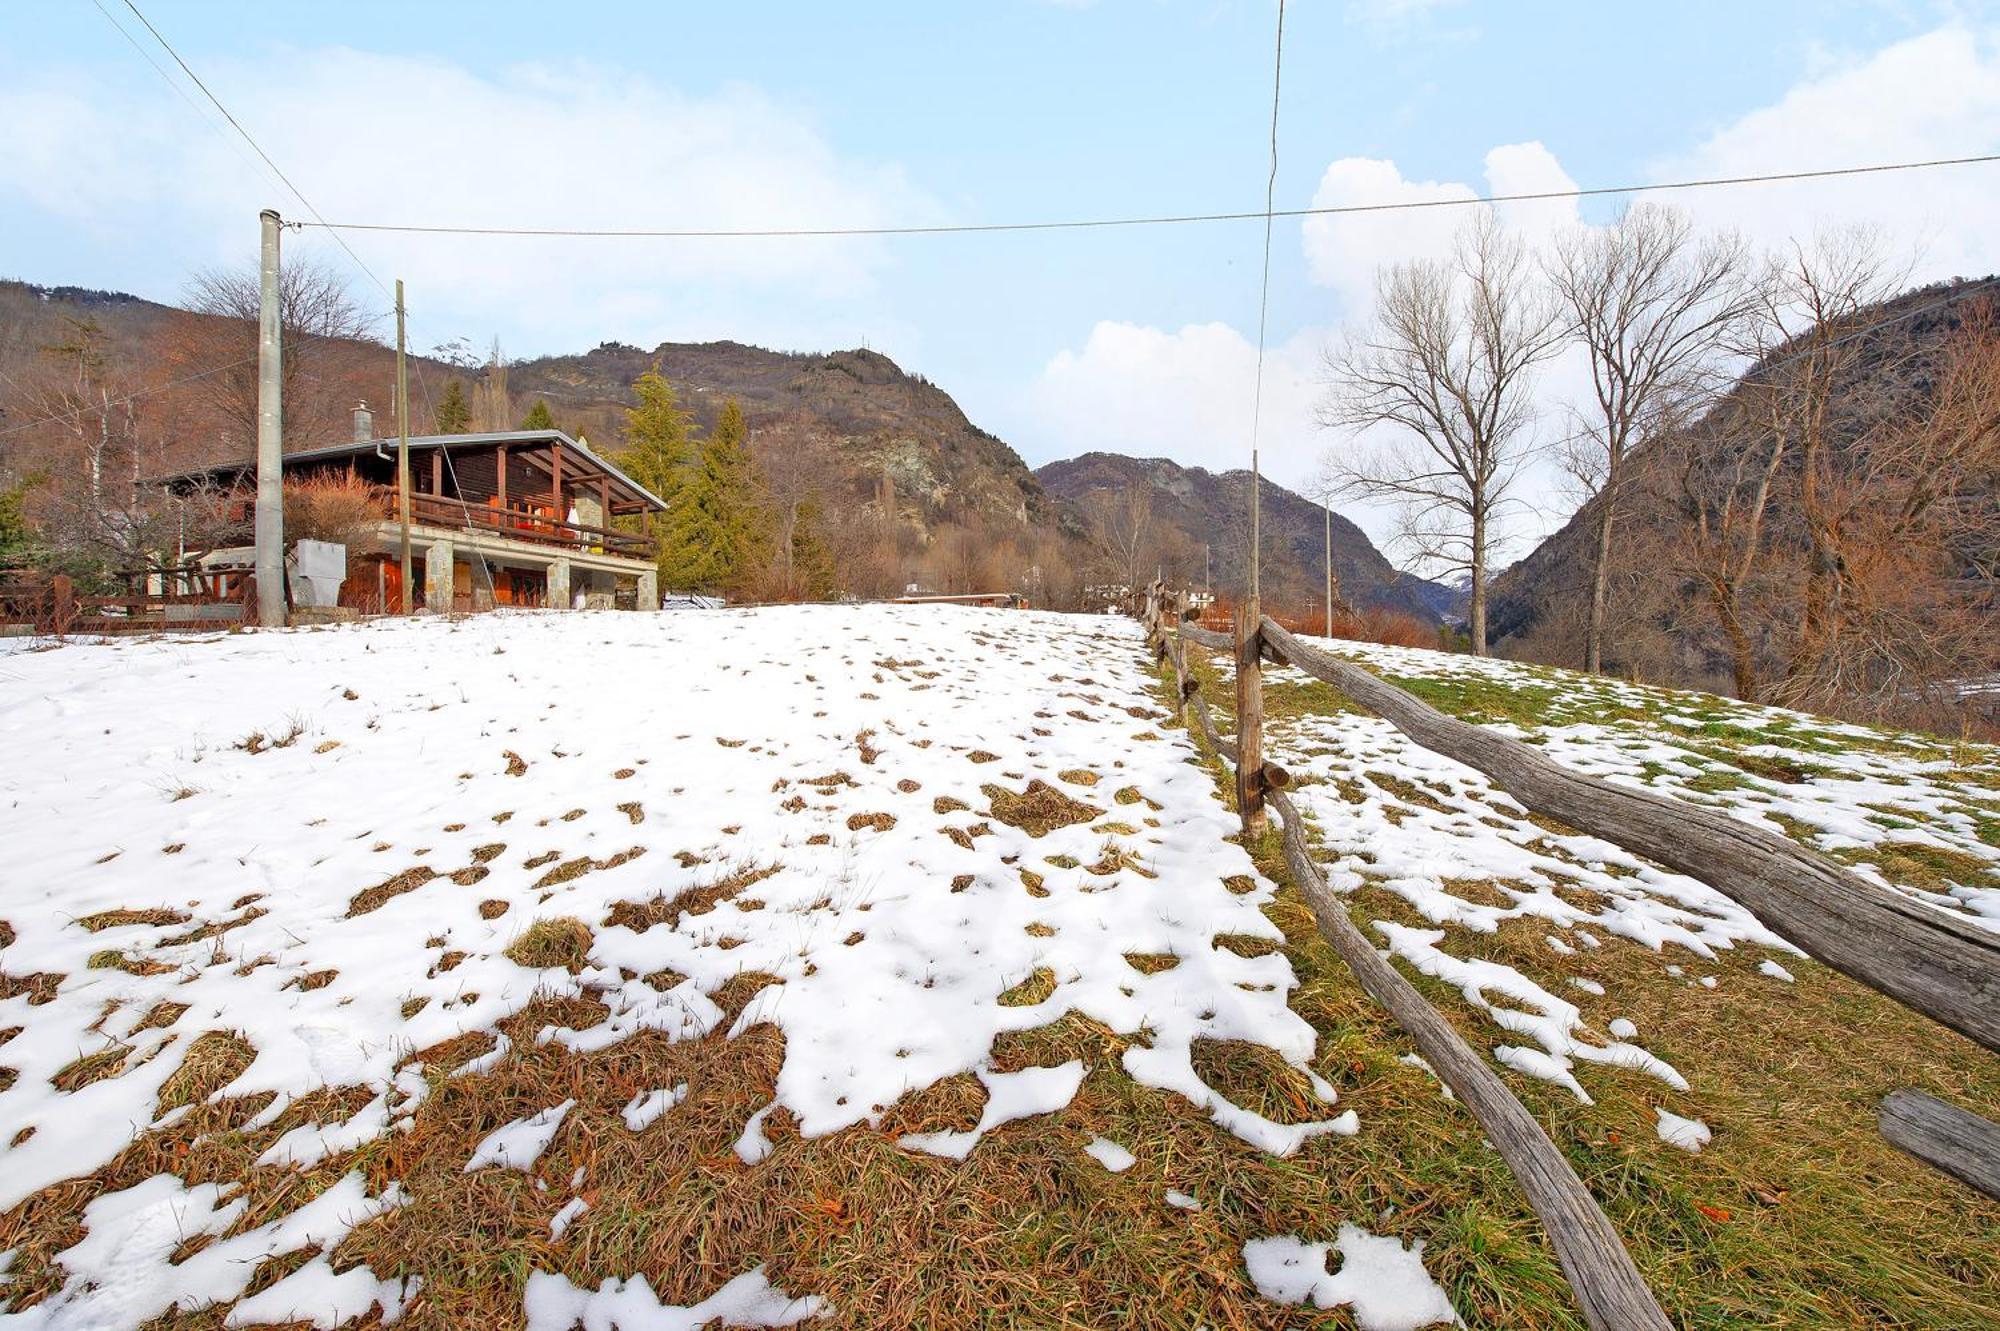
[5,1,1998,557]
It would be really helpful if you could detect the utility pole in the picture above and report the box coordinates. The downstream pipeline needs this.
[1323,500,1333,637]
[253,209,285,628]
[396,280,412,612]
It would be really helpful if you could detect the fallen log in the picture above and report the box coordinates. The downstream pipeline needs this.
[1154,616,1672,1329]
[1267,785,1674,1331]
[1878,1089,2000,1201]
[1254,618,2000,1055]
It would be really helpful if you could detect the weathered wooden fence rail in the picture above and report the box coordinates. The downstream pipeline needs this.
[1140,580,2000,1325]
[1147,585,1673,1331]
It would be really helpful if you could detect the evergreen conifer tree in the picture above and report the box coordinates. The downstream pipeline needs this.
[659,397,768,595]
[434,380,473,434]
[519,398,556,431]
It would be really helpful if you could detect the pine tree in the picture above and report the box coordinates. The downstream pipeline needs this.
[519,398,556,431]
[619,367,696,500]
[658,397,768,595]
[788,497,837,600]
[434,379,473,434]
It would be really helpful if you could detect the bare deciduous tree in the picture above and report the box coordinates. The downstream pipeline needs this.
[1547,204,1755,674]
[176,259,377,451]
[1319,216,1563,653]
[1081,483,1156,595]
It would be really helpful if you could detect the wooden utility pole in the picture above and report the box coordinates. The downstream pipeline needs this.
[1235,598,1266,836]
[396,280,412,612]
[253,209,285,628]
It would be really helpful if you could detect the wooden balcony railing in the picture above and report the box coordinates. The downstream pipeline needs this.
[401,494,656,559]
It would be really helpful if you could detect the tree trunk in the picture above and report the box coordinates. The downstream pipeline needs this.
[1585,449,1622,675]
[1468,508,1489,655]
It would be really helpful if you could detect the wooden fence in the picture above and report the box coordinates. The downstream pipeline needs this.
[1135,582,2000,1331]
[0,570,256,636]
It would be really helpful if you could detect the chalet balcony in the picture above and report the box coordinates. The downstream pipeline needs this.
[400,493,657,561]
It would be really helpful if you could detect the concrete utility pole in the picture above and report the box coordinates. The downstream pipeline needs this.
[396,280,412,612]
[1323,500,1333,636]
[253,209,285,628]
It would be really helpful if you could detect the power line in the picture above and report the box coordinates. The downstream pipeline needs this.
[1247,0,1285,602]
[116,0,394,301]
[291,152,2000,241]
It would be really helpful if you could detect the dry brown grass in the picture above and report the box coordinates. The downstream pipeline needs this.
[504,918,594,972]
[51,1044,131,1092]
[983,781,1101,837]
[75,907,190,932]
[156,1032,255,1113]
[348,866,438,917]
[846,812,896,833]
[604,865,782,934]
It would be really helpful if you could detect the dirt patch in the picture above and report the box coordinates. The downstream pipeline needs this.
[479,900,510,920]
[933,795,970,815]
[1057,769,1101,787]
[1122,952,1180,975]
[967,750,1001,764]
[846,812,897,833]
[982,781,1102,837]
[502,750,528,777]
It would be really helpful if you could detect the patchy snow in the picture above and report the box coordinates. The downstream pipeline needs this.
[523,1265,826,1330]
[548,1196,589,1241]
[900,1061,1087,1160]
[1243,1225,1458,1329]
[1203,628,1999,1155]
[621,1083,689,1132]
[735,1102,777,1165]
[1164,1189,1202,1211]
[7,1171,410,1330]
[1083,1136,1137,1172]
[465,1099,574,1172]
[1654,1108,1713,1153]
[0,608,1343,1218]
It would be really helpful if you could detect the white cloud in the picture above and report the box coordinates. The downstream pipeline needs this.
[1035,22,2000,568]
[1300,142,1577,312]
[1649,24,2000,283]
[1024,318,1363,515]
[0,48,938,352]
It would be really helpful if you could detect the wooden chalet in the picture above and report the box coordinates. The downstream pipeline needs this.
[169,425,667,613]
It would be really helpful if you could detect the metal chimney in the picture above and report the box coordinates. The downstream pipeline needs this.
[353,400,375,443]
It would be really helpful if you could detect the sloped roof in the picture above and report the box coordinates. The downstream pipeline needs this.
[165,429,668,512]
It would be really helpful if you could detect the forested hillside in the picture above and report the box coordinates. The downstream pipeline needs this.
[1489,274,2000,733]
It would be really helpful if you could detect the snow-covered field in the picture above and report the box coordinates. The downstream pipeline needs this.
[6,608,1994,1328]
[0,608,1456,1329]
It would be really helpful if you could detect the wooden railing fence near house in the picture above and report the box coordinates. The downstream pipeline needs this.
[403,494,655,560]
[1137,581,2000,1329]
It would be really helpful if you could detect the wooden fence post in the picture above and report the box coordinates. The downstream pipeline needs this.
[1235,597,1266,836]
[49,574,76,637]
